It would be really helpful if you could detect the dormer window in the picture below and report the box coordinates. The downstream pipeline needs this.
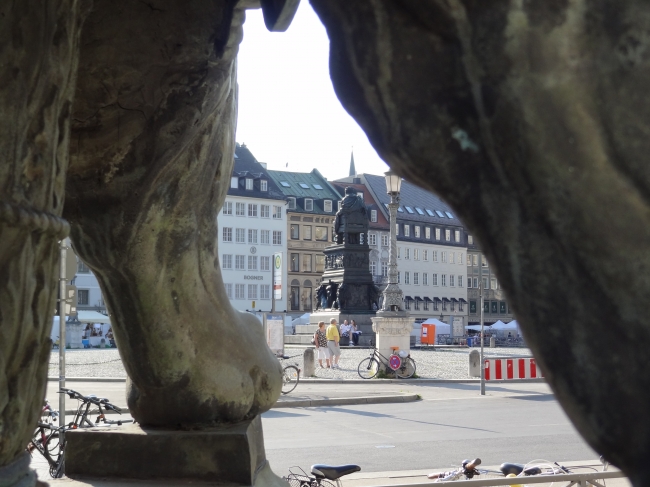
[260,180,268,191]
[287,197,296,210]
[370,210,377,222]
[305,198,314,211]
[230,177,238,189]
[245,178,253,190]
[324,200,332,213]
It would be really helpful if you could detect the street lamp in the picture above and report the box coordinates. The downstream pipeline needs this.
[381,171,404,312]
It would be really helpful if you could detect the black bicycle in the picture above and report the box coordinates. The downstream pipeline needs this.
[357,348,416,379]
[278,355,301,394]
[284,464,360,487]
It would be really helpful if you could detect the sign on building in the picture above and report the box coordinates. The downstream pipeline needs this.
[273,252,282,300]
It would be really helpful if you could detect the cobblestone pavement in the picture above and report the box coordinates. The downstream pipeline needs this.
[48,346,532,379]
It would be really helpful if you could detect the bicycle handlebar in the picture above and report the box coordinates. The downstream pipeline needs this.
[59,388,122,413]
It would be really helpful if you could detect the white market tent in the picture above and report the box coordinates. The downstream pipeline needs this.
[419,318,451,335]
[77,310,111,324]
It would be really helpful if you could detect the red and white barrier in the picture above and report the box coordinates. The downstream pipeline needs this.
[484,357,544,380]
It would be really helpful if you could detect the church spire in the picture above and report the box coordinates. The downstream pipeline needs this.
[349,148,356,177]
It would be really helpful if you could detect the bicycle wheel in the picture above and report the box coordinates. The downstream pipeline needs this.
[397,357,416,379]
[44,431,62,464]
[282,365,300,394]
[358,358,379,379]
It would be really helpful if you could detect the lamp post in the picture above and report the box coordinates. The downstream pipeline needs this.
[381,170,404,312]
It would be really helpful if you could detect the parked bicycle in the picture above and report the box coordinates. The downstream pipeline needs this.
[27,388,133,478]
[357,347,416,379]
[279,355,301,394]
[284,464,360,487]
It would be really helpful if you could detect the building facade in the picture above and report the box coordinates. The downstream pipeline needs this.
[217,144,287,312]
[267,168,342,317]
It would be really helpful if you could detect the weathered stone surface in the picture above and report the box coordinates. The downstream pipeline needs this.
[65,0,282,427]
[0,0,88,473]
[310,1,650,484]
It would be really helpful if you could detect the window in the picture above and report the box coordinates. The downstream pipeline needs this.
[280,181,291,187]
[260,180,268,191]
[468,278,472,288]
[442,274,447,286]
[435,228,441,240]
[424,299,429,311]
[398,272,401,284]
[222,254,232,269]
[414,248,419,260]
[442,251,447,263]
[455,230,461,242]
[315,255,325,273]
[473,254,478,266]
[248,229,258,244]
[247,256,257,271]
[473,277,479,288]
[313,184,323,190]
[245,178,253,190]
[459,253,463,265]
[290,286,300,310]
[303,254,312,272]
[287,197,296,210]
[248,204,258,217]
[416,207,424,215]
[78,289,89,305]
[450,252,455,264]
[404,225,410,237]
[450,275,455,287]
[290,253,300,272]
[230,177,238,189]
[235,228,245,243]
[433,273,438,286]
[235,284,245,299]
[235,255,245,270]
[273,231,282,245]
[248,284,257,299]
[315,226,328,241]
[381,262,388,276]
[235,202,245,216]
[405,206,414,214]
[324,200,332,212]
[299,183,310,189]
[398,247,401,259]
[445,229,451,241]
[223,201,233,215]
[414,299,420,311]
[425,227,431,239]
[446,211,454,219]
[273,205,282,219]
[483,277,489,290]
[459,301,464,312]
[405,248,410,260]
[414,226,421,238]
[223,227,232,242]
[370,210,377,222]
[491,278,497,290]
[414,272,419,285]
[436,210,445,217]
[370,261,377,275]
[77,260,90,273]
[433,250,438,262]
[305,198,314,211]
[261,230,270,244]
[261,285,270,299]
[225,283,232,299]
[303,225,312,240]
[382,234,389,247]
[423,273,428,285]
[259,205,269,218]
[450,300,455,311]
[368,233,377,246]
[261,256,270,271]
[290,225,300,240]
[468,235,474,245]
[405,298,410,310]
[482,255,488,267]
[458,275,463,287]
[423,250,428,261]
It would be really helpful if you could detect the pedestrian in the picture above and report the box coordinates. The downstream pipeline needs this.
[340,319,352,346]
[350,319,361,346]
[326,318,341,368]
[314,321,331,368]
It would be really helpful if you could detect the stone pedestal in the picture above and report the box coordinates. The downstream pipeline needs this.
[65,322,84,349]
[64,416,285,486]
[371,312,413,369]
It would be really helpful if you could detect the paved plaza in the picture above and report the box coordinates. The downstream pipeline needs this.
[49,346,532,380]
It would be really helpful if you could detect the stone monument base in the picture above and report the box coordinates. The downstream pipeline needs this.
[64,416,285,486]
[309,310,376,346]
[372,312,413,369]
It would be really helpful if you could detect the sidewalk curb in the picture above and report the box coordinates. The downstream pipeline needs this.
[48,377,545,384]
[274,393,420,408]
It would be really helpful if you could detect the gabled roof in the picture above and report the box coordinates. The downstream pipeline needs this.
[267,169,342,214]
[228,144,285,200]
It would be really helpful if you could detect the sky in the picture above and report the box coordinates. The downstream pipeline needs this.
[236,2,390,181]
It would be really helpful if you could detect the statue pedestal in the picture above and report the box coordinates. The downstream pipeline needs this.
[372,311,413,368]
[64,416,285,486]
[66,322,84,349]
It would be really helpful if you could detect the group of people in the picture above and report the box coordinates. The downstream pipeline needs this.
[313,319,362,369]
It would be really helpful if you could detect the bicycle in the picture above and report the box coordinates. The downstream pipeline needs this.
[27,400,63,477]
[278,355,301,394]
[284,464,360,487]
[357,348,416,379]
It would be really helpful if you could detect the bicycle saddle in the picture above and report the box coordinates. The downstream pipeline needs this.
[311,464,361,480]
[500,463,542,476]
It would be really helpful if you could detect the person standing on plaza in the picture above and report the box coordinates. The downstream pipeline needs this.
[326,318,341,368]
[314,321,331,368]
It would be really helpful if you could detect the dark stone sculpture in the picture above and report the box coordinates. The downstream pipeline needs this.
[334,186,369,244]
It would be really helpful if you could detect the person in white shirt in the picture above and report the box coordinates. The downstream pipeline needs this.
[340,320,352,346]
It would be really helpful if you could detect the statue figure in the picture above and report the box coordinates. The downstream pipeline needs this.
[325,280,338,309]
[337,283,348,310]
[368,285,380,311]
[334,187,369,244]
[316,284,328,310]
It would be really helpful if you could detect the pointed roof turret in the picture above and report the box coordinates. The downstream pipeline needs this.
[349,149,356,177]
